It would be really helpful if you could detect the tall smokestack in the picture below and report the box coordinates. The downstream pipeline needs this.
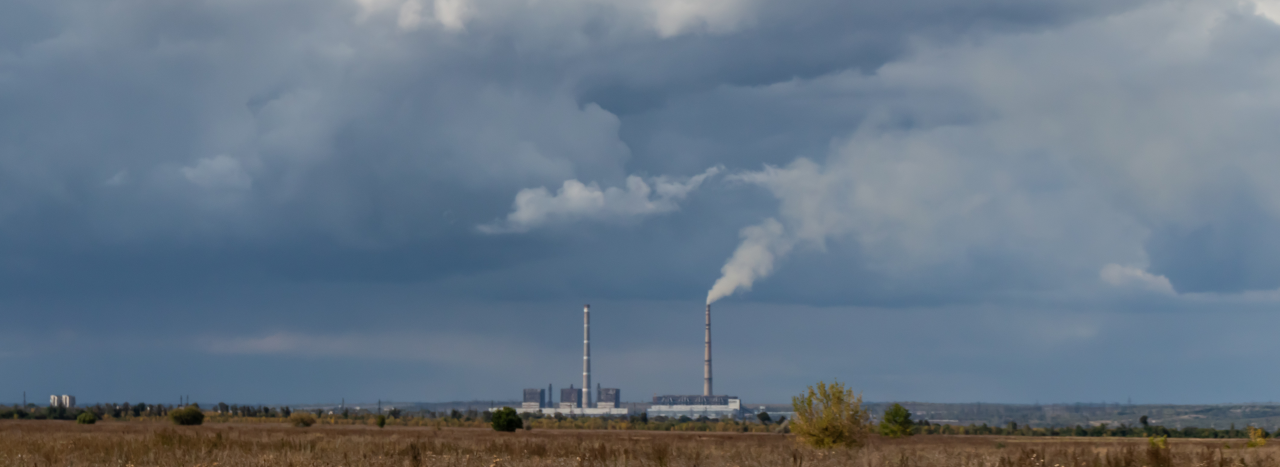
[583,304,592,408]
[704,303,712,396]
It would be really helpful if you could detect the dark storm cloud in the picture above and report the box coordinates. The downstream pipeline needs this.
[0,0,1148,298]
[4,0,1280,404]
[0,0,1148,251]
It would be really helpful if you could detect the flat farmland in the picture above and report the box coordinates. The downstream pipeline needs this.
[1,420,1277,467]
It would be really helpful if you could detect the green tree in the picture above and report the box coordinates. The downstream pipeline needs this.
[878,403,914,438]
[376,414,387,428]
[490,407,523,432]
[289,412,316,427]
[791,381,871,448]
[169,406,204,426]
[75,411,97,425]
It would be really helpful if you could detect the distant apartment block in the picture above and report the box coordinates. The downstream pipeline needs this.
[50,395,75,408]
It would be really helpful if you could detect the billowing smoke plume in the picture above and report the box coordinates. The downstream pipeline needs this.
[706,218,795,304]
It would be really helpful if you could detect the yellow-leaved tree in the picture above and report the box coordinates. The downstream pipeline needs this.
[790,381,871,448]
[1248,426,1267,448]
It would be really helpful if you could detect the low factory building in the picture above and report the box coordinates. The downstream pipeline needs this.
[648,395,742,419]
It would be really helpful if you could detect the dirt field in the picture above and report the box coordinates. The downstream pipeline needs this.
[1,420,1278,467]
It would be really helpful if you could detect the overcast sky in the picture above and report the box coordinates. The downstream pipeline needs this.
[5,0,1280,406]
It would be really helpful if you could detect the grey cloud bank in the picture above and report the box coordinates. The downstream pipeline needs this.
[1,0,1278,404]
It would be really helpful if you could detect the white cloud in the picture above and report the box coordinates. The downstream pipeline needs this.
[397,0,426,30]
[1251,0,1280,24]
[699,0,1280,300]
[433,0,472,30]
[356,0,755,36]
[180,155,252,191]
[1100,264,1176,294]
[479,165,722,233]
[357,0,471,31]
[650,0,756,37]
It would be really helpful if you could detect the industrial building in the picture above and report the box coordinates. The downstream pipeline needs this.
[503,304,629,416]
[648,305,744,419]
[522,388,545,409]
[559,386,580,408]
[648,395,742,418]
[513,383,628,416]
[597,387,620,409]
[503,302,744,419]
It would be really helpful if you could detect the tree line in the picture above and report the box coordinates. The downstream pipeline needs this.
[916,419,1269,439]
[785,381,1278,450]
[1,402,177,421]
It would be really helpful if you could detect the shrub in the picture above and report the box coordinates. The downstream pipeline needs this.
[170,406,205,426]
[75,411,97,425]
[791,380,870,448]
[878,403,914,438]
[376,414,387,428]
[491,407,523,432]
[1148,435,1168,449]
[1248,427,1267,448]
[289,412,316,427]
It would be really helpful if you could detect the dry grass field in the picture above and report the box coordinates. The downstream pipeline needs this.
[2,420,1279,467]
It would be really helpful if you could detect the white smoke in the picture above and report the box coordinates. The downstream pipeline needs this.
[705,218,794,304]
[480,166,722,233]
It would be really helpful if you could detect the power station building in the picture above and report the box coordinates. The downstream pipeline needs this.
[597,387,621,409]
[505,305,629,416]
[648,395,742,419]
[522,388,546,409]
[513,384,628,416]
[559,386,580,408]
[504,302,744,418]
[647,305,745,419]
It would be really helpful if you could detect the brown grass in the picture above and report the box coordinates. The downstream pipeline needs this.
[1,420,1278,467]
